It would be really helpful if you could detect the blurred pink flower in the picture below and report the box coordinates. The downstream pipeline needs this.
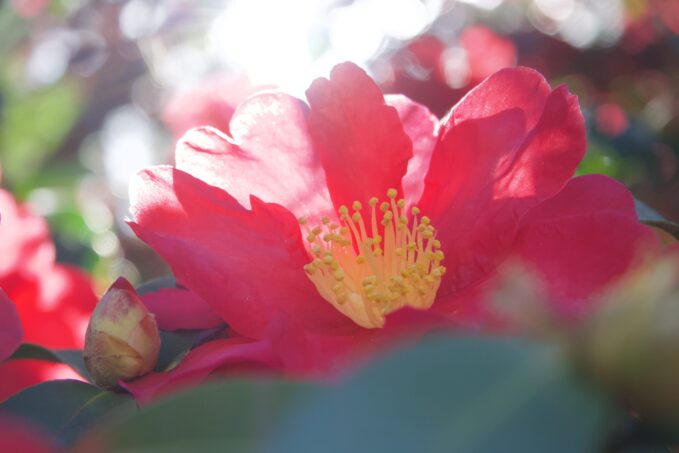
[0,188,97,401]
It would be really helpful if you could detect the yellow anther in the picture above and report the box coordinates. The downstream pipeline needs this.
[300,192,444,329]
[299,217,308,225]
[363,275,378,286]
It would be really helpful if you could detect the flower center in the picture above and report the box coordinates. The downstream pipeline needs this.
[300,188,446,329]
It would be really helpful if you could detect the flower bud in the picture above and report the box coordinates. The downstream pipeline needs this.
[84,278,160,389]
[575,254,679,419]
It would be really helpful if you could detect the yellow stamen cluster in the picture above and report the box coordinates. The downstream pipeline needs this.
[300,188,446,329]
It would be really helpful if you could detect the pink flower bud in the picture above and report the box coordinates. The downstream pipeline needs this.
[84,278,160,389]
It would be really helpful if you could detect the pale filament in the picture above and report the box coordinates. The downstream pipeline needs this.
[300,188,446,329]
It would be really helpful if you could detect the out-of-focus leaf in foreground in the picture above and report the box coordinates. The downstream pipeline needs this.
[76,337,616,453]
[8,343,90,381]
[75,380,302,453]
[0,379,136,447]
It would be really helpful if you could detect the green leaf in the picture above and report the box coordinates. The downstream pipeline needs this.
[81,337,616,453]
[80,379,303,453]
[155,328,224,372]
[8,343,90,381]
[0,78,82,186]
[0,379,136,447]
[271,337,616,453]
[635,199,679,239]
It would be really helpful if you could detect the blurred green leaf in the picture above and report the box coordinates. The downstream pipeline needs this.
[80,379,303,453]
[8,343,90,381]
[80,337,617,453]
[272,337,616,453]
[0,379,136,447]
[578,145,622,178]
[155,328,225,372]
[635,199,679,239]
[0,78,81,186]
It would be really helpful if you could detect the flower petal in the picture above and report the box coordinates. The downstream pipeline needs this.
[0,189,55,278]
[306,62,413,208]
[162,73,258,138]
[419,67,585,294]
[0,415,57,453]
[386,95,438,204]
[129,166,349,339]
[142,288,223,331]
[511,174,658,319]
[0,290,22,362]
[120,337,278,404]
[175,91,333,221]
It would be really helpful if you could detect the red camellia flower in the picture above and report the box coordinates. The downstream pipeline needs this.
[0,188,97,401]
[124,62,655,402]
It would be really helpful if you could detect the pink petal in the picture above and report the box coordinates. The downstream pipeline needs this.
[0,415,57,453]
[306,62,413,208]
[0,189,55,278]
[386,95,439,204]
[142,288,223,331]
[162,73,259,138]
[129,166,349,339]
[121,337,279,404]
[0,290,22,362]
[419,68,585,295]
[175,91,333,222]
[511,174,658,319]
